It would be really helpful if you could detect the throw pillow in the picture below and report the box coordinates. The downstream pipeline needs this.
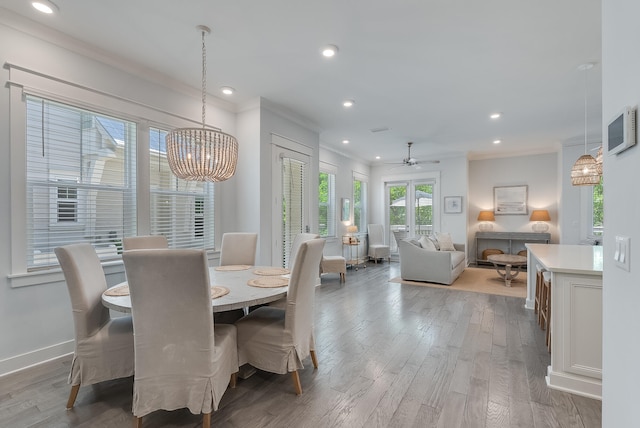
[419,235,437,251]
[428,235,440,250]
[436,232,456,251]
[409,239,422,248]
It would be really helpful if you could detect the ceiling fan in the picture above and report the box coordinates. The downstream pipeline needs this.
[386,142,440,168]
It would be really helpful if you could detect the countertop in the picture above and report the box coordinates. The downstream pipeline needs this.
[525,244,603,276]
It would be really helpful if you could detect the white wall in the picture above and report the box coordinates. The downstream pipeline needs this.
[370,156,468,246]
[601,0,640,425]
[468,152,558,259]
[319,147,371,257]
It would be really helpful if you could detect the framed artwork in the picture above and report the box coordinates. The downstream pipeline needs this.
[341,198,350,221]
[444,196,463,214]
[494,185,528,215]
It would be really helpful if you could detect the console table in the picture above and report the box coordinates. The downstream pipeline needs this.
[475,231,550,265]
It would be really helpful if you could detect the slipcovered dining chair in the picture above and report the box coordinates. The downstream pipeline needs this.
[235,238,325,395]
[219,232,258,266]
[122,235,168,251]
[54,243,134,410]
[367,224,390,263]
[122,249,239,428]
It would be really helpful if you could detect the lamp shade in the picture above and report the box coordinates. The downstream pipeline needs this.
[477,211,495,221]
[571,154,600,186]
[346,225,358,234]
[529,210,551,222]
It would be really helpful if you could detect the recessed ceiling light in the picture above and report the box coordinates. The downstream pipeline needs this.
[220,86,235,95]
[490,112,501,119]
[493,139,502,144]
[343,99,355,108]
[322,45,338,57]
[342,140,349,144]
[32,0,58,14]
[375,156,381,160]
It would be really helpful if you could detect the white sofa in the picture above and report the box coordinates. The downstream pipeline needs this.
[398,239,466,285]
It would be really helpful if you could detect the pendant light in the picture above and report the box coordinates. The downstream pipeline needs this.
[166,25,238,182]
[571,63,599,186]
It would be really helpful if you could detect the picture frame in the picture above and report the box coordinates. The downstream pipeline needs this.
[444,196,463,214]
[341,198,350,222]
[494,185,528,215]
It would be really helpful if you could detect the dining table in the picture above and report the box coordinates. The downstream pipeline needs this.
[102,265,290,313]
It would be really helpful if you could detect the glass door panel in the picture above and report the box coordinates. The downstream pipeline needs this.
[387,183,409,253]
[413,182,434,237]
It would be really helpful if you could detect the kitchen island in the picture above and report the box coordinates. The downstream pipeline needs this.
[525,244,603,400]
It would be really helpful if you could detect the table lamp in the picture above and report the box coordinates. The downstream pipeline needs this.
[477,211,495,231]
[346,225,358,235]
[530,210,551,232]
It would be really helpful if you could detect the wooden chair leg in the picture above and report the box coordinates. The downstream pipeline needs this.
[291,370,303,395]
[66,384,80,410]
[310,350,319,369]
[230,372,237,388]
[202,412,211,428]
[133,416,142,428]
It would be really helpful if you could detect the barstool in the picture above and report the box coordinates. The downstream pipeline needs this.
[540,273,552,352]
[534,264,544,317]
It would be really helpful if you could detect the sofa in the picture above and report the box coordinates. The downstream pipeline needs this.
[398,238,466,285]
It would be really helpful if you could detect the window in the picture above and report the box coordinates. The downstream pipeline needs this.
[149,128,214,249]
[318,170,336,237]
[353,175,368,233]
[25,95,137,269]
[592,177,603,236]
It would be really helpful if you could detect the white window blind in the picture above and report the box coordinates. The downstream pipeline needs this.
[319,171,336,237]
[25,95,137,269]
[149,128,214,250]
[282,157,306,267]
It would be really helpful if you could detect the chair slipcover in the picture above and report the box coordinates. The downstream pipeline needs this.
[219,233,258,266]
[122,235,168,251]
[367,224,390,262]
[236,239,325,382]
[122,249,239,418]
[288,233,320,269]
[55,244,134,405]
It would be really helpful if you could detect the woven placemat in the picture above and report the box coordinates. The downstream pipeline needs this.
[253,267,290,276]
[214,265,252,271]
[211,286,230,299]
[104,284,129,296]
[247,277,289,288]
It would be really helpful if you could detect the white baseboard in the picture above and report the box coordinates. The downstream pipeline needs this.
[0,340,74,378]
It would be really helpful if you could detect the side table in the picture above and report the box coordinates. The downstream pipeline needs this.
[342,236,366,270]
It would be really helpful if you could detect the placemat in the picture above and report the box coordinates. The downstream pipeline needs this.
[247,277,289,288]
[214,265,252,271]
[253,267,290,276]
[104,284,129,296]
[211,286,230,299]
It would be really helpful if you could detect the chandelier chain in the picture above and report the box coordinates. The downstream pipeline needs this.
[201,29,207,128]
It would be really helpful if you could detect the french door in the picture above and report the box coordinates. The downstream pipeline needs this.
[386,180,435,252]
[272,144,310,267]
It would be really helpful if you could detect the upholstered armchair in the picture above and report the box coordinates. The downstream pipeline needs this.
[367,224,390,263]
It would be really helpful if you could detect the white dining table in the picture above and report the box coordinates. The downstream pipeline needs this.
[102,266,289,313]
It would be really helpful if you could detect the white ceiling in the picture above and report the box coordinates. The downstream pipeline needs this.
[2,0,602,164]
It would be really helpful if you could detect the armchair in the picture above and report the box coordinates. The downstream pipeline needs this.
[367,224,390,263]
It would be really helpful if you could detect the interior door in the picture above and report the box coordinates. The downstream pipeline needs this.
[272,146,310,267]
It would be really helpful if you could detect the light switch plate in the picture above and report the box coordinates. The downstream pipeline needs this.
[614,235,630,271]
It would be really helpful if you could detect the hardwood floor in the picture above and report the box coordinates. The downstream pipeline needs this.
[0,262,602,427]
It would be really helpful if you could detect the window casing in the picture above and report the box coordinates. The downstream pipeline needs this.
[318,169,336,238]
[149,128,214,249]
[25,96,137,269]
[353,174,368,233]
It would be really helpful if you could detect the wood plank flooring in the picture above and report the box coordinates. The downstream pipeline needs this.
[0,262,602,427]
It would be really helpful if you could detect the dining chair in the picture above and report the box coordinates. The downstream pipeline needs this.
[367,224,390,263]
[122,235,168,251]
[268,233,319,309]
[235,238,325,395]
[122,249,239,428]
[219,232,258,266]
[54,243,135,410]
